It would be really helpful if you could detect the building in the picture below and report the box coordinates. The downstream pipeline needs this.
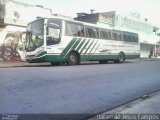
[75,11,160,58]
[0,0,53,61]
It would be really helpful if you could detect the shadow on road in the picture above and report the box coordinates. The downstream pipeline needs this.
[0,60,137,68]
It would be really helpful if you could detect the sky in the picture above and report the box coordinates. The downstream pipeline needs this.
[15,0,160,26]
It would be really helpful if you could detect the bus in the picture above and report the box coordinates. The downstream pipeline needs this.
[25,17,140,65]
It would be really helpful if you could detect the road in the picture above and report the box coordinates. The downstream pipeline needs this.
[0,60,160,119]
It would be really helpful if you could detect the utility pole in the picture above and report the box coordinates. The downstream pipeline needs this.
[90,9,95,14]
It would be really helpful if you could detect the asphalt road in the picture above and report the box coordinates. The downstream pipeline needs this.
[0,60,160,119]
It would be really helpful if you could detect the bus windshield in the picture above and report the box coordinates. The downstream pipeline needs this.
[25,19,44,51]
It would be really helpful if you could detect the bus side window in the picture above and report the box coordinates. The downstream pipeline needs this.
[123,32,138,43]
[112,31,119,40]
[46,25,61,45]
[99,28,112,40]
[135,34,138,43]
[99,29,105,39]
[123,32,129,42]
[131,34,138,43]
[65,22,84,37]
[106,30,111,39]
[85,26,98,38]
[112,31,122,41]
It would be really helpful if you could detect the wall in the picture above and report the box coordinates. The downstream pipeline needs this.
[0,0,53,62]
[0,26,26,62]
[5,0,52,23]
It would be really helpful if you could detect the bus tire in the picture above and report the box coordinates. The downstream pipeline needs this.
[67,52,80,65]
[114,52,125,63]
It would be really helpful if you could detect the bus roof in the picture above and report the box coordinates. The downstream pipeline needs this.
[27,16,138,35]
[27,16,112,29]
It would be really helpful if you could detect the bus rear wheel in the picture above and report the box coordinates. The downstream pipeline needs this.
[114,52,125,63]
[67,52,80,65]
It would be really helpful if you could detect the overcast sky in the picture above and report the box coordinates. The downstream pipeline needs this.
[15,0,160,26]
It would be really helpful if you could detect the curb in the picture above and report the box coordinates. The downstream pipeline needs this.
[0,62,51,68]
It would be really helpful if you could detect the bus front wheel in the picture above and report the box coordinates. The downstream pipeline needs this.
[67,52,80,65]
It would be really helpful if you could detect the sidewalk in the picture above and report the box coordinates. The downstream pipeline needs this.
[88,91,160,120]
[0,62,50,68]
[139,57,160,61]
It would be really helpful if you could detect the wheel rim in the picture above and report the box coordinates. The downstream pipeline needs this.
[119,53,124,62]
[69,54,76,63]
[68,52,80,65]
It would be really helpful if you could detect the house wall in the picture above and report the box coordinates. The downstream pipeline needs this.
[0,0,53,62]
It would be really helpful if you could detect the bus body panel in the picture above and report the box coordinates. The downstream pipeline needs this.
[26,36,140,62]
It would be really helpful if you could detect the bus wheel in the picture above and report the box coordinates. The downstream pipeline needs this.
[115,52,125,63]
[67,52,80,65]
[50,62,60,66]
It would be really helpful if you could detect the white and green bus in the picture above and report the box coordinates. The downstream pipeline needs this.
[25,17,140,65]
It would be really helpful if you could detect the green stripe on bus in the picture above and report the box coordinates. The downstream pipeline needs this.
[76,39,86,52]
[79,39,91,54]
[83,39,94,56]
[88,40,99,55]
[92,41,102,54]
[70,38,82,50]
[61,37,77,56]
